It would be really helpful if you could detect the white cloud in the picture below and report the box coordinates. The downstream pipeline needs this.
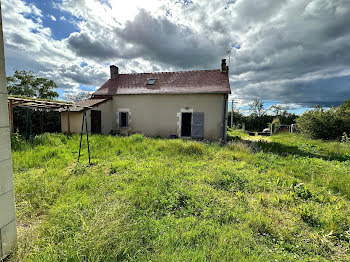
[2,0,109,92]
[50,15,56,21]
[2,0,350,107]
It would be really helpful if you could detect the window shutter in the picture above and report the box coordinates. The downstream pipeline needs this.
[191,112,204,139]
[119,112,123,128]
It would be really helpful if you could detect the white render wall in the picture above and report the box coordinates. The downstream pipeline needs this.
[112,94,226,140]
[61,99,114,134]
[0,1,17,259]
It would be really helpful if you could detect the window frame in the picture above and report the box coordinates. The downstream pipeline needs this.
[146,78,157,85]
[119,112,129,128]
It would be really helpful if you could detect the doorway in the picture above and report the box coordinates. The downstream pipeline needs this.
[91,110,101,134]
[181,112,192,137]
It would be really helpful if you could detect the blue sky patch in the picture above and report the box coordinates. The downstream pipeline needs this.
[79,84,98,92]
[24,0,81,40]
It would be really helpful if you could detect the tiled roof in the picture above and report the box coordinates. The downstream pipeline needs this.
[67,97,111,112]
[93,69,231,96]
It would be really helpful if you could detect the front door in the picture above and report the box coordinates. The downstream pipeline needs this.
[181,112,192,137]
[91,110,101,134]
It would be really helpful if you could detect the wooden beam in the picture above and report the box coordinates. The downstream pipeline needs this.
[67,105,71,135]
[9,99,13,135]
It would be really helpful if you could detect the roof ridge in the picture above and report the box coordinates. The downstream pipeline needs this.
[118,68,220,76]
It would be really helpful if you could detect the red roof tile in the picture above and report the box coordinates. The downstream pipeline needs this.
[93,69,231,96]
[67,97,111,112]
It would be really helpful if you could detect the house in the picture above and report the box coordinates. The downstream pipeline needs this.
[61,59,231,140]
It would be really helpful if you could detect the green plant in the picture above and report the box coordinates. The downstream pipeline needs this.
[297,100,350,140]
[341,132,350,143]
[270,117,281,134]
[9,132,350,261]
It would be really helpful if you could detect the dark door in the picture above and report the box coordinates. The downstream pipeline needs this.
[91,110,101,134]
[181,112,192,137]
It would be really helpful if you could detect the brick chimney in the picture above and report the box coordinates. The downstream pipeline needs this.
[110,65,119,79]
[221,59,229,73]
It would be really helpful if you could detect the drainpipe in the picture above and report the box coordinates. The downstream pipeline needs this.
[221,94,228,141]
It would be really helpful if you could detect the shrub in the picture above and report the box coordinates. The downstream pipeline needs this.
[297,101,350,140]
[179,141,205,155]
[11,133,30,151]
[270,118,281,134]
[129,133,145,142]
[341,133,350,143]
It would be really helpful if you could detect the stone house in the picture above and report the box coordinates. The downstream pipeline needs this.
[61,60,231,141]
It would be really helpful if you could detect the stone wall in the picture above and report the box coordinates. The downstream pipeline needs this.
[0,1,17,259]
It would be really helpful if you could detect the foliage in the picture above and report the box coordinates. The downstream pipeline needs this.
[63,90,92,102]
[9,132,350,261]
[7,71,61,134]
[249,98,267,117]
[341,133,350,143]
[11,107,61,135]
[270,104,287,116]
[271,117,281,134]
[228,110,298,132]
[297,100,350,140]
[7,70,58,99]
[229,99,298,132]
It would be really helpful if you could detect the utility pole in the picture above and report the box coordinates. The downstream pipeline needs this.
[231,100,234,128]
[230,99,237,128]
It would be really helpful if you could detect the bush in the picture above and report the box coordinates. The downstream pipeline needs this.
[341,133,350,143]
[297,101,350,140]
[11,133,30,151]
[270,118,281,134]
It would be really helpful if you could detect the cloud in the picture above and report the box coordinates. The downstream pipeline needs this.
[2,0,350,108]
[50,15,56,21]
[115,9,228,68]
[2,0,109,92]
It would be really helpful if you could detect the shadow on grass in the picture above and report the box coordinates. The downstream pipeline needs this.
[228,136,350,162]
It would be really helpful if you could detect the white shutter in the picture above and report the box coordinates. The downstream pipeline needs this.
[191,112,204,139]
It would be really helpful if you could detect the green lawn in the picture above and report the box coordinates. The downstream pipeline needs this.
[9,131,350,261]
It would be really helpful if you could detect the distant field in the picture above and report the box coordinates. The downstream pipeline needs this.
[9,131,350,261]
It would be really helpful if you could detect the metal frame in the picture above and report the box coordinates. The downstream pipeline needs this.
[78,108,91,166]
[8,96,72,135]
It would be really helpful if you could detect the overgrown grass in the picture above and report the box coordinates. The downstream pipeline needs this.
[9,131,350,261]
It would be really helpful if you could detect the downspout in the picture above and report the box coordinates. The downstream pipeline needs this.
[221,94,228,141]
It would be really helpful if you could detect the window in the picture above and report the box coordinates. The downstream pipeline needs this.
[119,112,128,127]
[146,78,157,85]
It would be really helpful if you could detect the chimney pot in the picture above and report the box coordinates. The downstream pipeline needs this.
[110,65,119,79]
[221,59,228,73]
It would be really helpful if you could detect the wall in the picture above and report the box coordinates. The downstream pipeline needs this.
[0,1,17,259]
[61,99,113,134]
[61,111,84,134]
[112,94,226,140]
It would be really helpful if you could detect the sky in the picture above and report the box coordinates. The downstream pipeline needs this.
[2,0,350,114]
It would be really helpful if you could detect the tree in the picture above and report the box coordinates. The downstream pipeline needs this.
[7,70,58,99]
[297,102,350,140]
[63,91,92,102]
[249,99,267,117]
[270,105,287,116]
[6,70,60,135]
